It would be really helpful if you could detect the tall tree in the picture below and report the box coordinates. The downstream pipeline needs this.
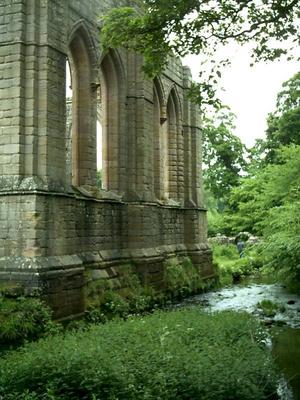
[256,72,300,163]
[202,111,247,207]
[101,0,300,109]
[266,72,300,145]
[224,144,300,234]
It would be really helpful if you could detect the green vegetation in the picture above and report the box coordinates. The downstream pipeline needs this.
[0,258,216,349]
[202,112,247,206]
[84,258,215,324]
[212,244,263,286]
[0,309,278,400]
[164,257,210,297]
[0,287,57,350]
[100,1,299,109]
[263,72,300,163]
[204,72,300,293]
[224,145,300,235]
[258,299,285,318]
[222,145,300,291]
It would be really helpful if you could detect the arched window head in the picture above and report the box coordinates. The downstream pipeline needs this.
[98,49,125,193]
[164,87,182,202]
[153,78,166,200]
[68,24,97,188]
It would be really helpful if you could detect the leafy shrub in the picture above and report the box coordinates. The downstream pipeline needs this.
[230,258,254,282]
[95,290,130,319]
[212,243,238,259]
[118,264,142,290]
[85,258,214,323]
[257,299,286,318]
[127,292,153,314]
[261,201,300,293]
[85,278,114,309]
[207,209,226,236]
[164,257,204,298]
[0,309,278,400]
[247,251,265,270]
[213,244,264,285]
[0,296,57,348]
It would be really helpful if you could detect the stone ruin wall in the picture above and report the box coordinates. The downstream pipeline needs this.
[0,0,213,319]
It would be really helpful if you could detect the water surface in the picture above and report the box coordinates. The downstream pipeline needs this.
[177,283,300,399]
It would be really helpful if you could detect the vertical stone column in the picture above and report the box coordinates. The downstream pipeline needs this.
[182,66,208,251]
[117,49,128,196]
[191,102,204,208]
[0,1,27,185]
[176,99,184,205]
[124,53,138,200]
[0,0,68,191]
[69,29,97,189]
[182,67,194,207]
[125,53,154,202]
[182,65,204,208]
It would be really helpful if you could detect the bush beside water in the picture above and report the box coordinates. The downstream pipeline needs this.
[1,258,216,345]
[84,257,215,324]
[258,299,286,318]
[212,243,264,285]
[0,309,278,400]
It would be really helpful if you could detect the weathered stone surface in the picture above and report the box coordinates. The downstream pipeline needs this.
[0,0,213,318]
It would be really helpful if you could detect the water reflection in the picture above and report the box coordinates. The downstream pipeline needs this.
[273,327,300,400]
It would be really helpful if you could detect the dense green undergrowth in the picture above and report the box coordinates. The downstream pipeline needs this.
[0,309,278,400]
[84,257,216,325]
[0,285,57,351]
[212,241,300,294]
[0,257,216,349]
[212,243,264,285]
[258,299,286,318]
[0,258,280,400]
[207,145,300,293]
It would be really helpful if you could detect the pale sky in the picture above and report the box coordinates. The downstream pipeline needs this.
[184,46,299,148]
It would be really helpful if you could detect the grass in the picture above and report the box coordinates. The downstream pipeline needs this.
[0,309,279,400]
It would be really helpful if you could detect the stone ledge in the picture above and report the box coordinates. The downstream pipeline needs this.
[0,254,83,272]
[0,189,208,211]
[0,247,214,319]
[0,244,212,274]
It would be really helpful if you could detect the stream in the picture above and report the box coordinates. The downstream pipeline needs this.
[176,283,300,400]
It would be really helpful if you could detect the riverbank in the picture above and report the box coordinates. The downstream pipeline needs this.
[1,248,298,400]
[175,282,300,400]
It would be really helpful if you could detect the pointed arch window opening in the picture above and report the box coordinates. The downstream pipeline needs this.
[66,47,108,190]
[153,84,163,200]
[65,48,122,194]
[98,51,121,193]
[166,95,175,200]
[65,59,73,187]
[96,84,103,189]
[66,30,97,188]
[164,89,180,202]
